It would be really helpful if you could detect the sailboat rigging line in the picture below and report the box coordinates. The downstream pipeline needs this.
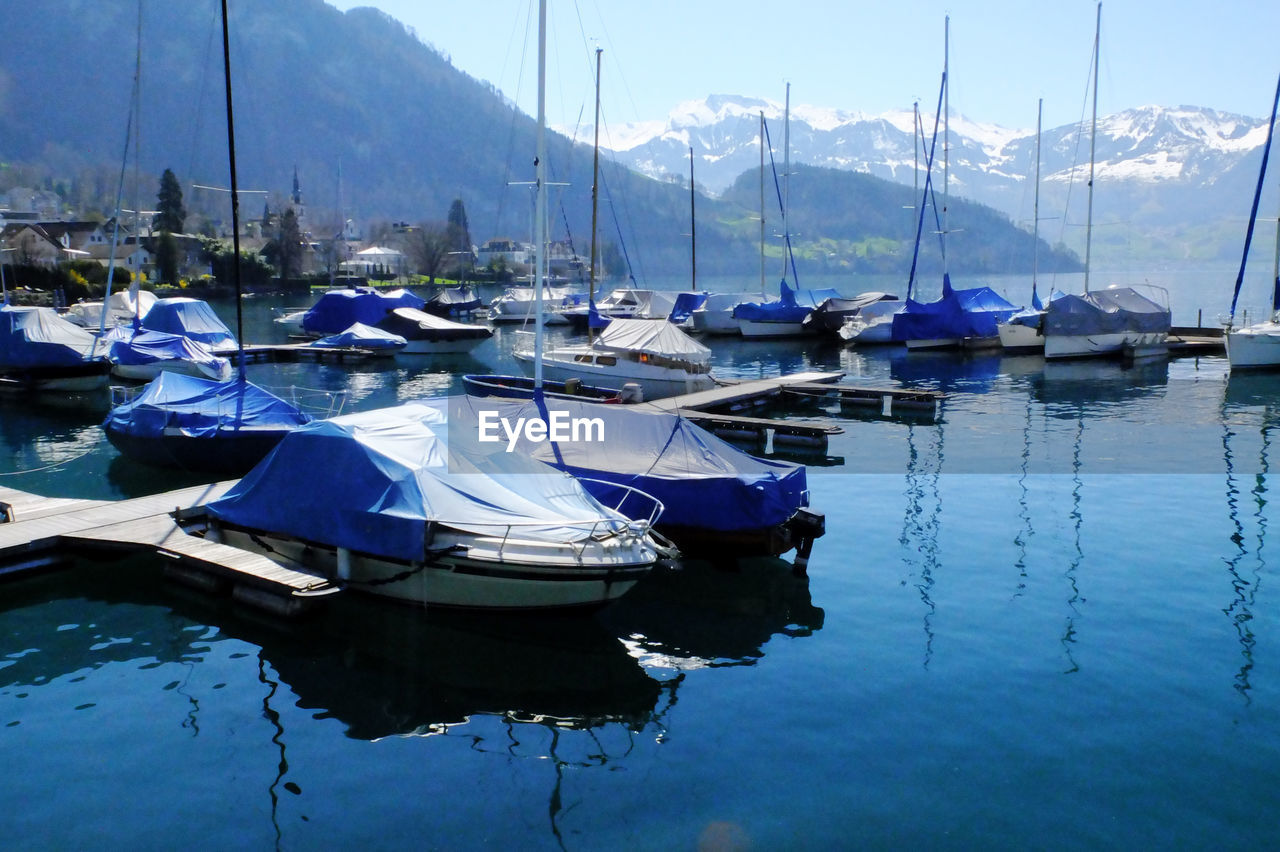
[95,36,140,359]
[1228,71,1280,322]
[219,0,245,378]
[906,72,947,300]
[759,117,799,287]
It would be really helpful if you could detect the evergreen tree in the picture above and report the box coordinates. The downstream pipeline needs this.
[155,231,180,284]
[153,168,186,234]
[445,198,473,279]
[275,208,304,282]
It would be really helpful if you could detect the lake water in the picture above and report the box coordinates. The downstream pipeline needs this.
[3,281,1280,849]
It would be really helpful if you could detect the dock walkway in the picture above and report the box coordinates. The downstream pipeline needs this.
[0,483,336,616]
[643,371,943,448]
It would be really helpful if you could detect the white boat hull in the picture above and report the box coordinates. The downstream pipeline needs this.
[513,349,716,401]
[837,318,895,345]
[691,309,740,335]
[997,321,1044,352]
[1044,330,1168,360]
[1227,323,1280,368]
[209,524,653,610]
[111,358,232,382]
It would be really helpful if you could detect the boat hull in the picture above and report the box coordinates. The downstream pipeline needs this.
[1044,331,1168,360]
[514,352,715,401]
[103,423,292,475]
[110,359,232,383]
[691,310,740,335]
[997,320,1044,352]
[207,522,652,611]
[736,318,811,338]
[0,360,111,392]
[1226,324,1280,368]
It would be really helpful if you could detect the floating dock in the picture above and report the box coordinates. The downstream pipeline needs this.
[0,483,337,617]
[644,371,943,450]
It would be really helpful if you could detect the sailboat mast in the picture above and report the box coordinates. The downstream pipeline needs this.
[759,111,766,296]
[1084,1,1100,294]
[587,46,601,342]
[1033,98,1042,302]
[942,16,949,279]
[220,0,246,380]
[689,147,696,290]
[782,82,790,282]
[533,0,547,388]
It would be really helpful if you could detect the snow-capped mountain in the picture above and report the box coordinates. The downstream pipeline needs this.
[562,96,1270,262]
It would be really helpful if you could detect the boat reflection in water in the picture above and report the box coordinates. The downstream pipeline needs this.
[602,556,826,669]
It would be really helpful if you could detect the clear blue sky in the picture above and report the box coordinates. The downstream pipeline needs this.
[327,0,1280,132]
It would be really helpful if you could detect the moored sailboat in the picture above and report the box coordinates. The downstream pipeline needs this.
[1224,71,1280,369]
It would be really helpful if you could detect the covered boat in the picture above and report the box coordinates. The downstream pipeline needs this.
[306,322,407,356]
[1042,286,1170,359]
[0,304,110,391]
[837,298,906,345]
[890,277,1018,349]
[375,306,492,354]
[690,291,748,335]
[452,395,822,558]
[102,372,316,474]
[201,400,665,610]
[64,289,158,329]
[514,316,716,400]
[804,292,899,334]
[300,287,425,337]
[106,327,232,382]
[141,297,237,351]
[423,286,482,318]
[487,286,573,324]
[734,281,842,337]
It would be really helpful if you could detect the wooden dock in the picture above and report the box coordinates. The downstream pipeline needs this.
[641,371,943,450]
[0,483,337,617]
[1167,326,1225,356]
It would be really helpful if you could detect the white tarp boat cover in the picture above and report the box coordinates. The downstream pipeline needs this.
[206,400,634,563]
[594,318,711,364]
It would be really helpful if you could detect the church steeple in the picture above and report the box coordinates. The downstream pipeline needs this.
[291,166,302,206]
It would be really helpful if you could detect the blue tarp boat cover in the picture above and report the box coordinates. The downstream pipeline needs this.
[141,298,237,349]
[301,288,425,336]
[732,280,842,323]
[106,328,230,372]
[206,400,632,562]
[103,372,312,439]
[668,292,708,324]
[448,395,808,534]
[0,305,101,367]
[1043,287,1171,336]
[308,322,407,351]
[891,277,1018,341]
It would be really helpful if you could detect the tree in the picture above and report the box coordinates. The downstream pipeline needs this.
[405,223,449,283]
[274,208,304,282]
[445,198,473,278]
[153,168,186,234]
[154,231,180,284]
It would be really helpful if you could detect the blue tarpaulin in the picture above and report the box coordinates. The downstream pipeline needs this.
[302,288,425,336]
[891,277,1017,342]
[732,280,841,324]
[448,395,808,535]
[140,298,237,349]
[103,372,312,439]
[106,328,230,376]
[0,305,101,368]
[206,400,632,563]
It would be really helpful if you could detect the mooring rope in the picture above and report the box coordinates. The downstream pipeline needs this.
[1,435,102,477]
